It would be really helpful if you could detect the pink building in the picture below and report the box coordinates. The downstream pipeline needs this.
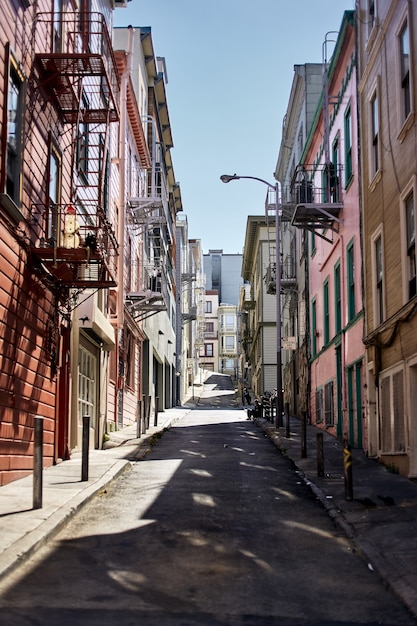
[293,12,366,448]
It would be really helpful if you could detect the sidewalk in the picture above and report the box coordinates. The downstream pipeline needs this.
[0,390,203,586]
[254,414,417,619]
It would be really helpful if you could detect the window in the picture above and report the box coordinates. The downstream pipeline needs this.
[224,335,235,350]
[315,388,324,423]
[53,0,64,52]
[344,104,353,185]
[347,241,355,321]
[370,88,380,177]
[205,300,212,314]
[323,279,330,344]
[48,140,61,245]
[125,330,135,390]
[205,343,213,357]
[367,0,377,38]
[311,298,317,357]
[78,346,97,424]
[324,381,334,426]
[380,367,406,454]
[222,314,235,330]
[4,47,24,205]
[406,191,416,299]
[205,322,214,334]
[331,136,340,202]
[77,94,89,181]
[374,234,385,324]
[399,20,411,122]
[334,262,342,333]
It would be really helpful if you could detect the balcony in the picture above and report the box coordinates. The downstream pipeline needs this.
[265,259,297,295]
[125,264,169,321]
[30,202,118,289]
[289,164,343,243]
[33,12,119,124]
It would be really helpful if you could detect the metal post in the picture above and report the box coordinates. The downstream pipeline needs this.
[136,399,142,438]
[301,410,307,458]
[275,182,284,429]
[285,402,290,438]
[154,396,159,427]
[33,416,44,510]
[219,174,284,429]
[142,395,147,434]
[81,415,90,482]
[147,395,151,428]
[317,432,324,477]
[344,442,353,500]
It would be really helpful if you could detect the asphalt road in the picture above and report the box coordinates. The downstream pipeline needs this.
[0,374,416,626]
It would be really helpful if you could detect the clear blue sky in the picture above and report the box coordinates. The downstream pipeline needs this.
[114,0,352,254]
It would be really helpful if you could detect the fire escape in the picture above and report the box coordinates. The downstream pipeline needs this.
[125,113,174,321]
[28,11,119,294]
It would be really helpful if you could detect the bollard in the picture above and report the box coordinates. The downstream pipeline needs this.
[147,395,151,428]
[142,395,147,434]
[301,411,307,458]
[136,399,142,438]
[81,415,90,482]
[33,416,44,510]
[154,396,159,427]
[285,402,290,438]
[344,442,353,500]
[317,432,324,477]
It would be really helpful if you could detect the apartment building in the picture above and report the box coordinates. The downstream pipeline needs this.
[202,290,219,373]
[0,0,124,485]
[358,0,417,476]
[241,216,278,397]
[275,63,323,418]
[203,250,243,307]
[0,1,185,485]
[113,27,182,423]
[293,11,366,448]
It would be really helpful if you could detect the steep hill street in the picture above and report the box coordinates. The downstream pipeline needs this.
[0,374,415,626]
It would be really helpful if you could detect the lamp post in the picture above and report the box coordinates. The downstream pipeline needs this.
[220,174,283,427]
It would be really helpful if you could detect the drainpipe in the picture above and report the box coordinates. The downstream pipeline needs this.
[116,25,134,330]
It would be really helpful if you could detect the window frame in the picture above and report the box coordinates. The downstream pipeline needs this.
[334,261,342,334]
[344,103,353,186]
[371,226,385,326]
[2,44,25,209]
[396,11,414,139]
[368,78,382,186]
[400,177,417,304]
[47,135,62,246]
[311,297,317,357]
[323,278,330,344]
[347,240,355,321]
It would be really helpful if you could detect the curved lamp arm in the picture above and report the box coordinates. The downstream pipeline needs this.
[220,173,276,191]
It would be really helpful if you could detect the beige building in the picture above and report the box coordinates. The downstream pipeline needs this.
[358,0,417,475]
[241,216,278,397]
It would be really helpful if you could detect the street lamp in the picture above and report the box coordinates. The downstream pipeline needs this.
[220,174,283,427]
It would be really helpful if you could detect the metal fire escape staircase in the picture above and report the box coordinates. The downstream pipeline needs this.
[29,11,119,292]
[125,118,173,321]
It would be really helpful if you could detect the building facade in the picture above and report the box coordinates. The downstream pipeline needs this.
[0,0,123,485]
[275,63,323,418]
[203,249,243,307]
[241,216,278,397]
[295,11,366,448]
[358,0,417,475]
[202,290,219,373]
